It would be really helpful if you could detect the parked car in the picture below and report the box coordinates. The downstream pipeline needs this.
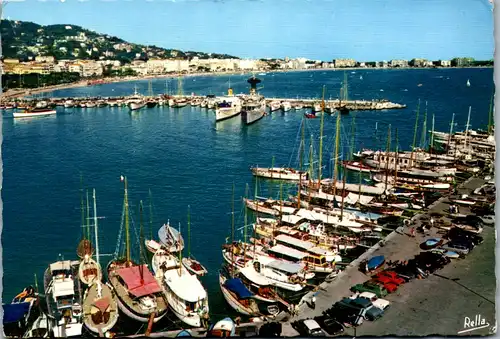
[313,316,344,336]
[441,242,470,255]
[480,215,495,225]
[370,279,399,293]
[373,271,406,285]
[339,297,385,321]
[349,292,391,311]
[324,303,364,327]
[351,281,389,297]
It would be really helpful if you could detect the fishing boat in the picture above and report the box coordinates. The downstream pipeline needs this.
[243,257,306,292]
[251,167,308,181]
[64,100,74,108]
[82,189,119,336]
[215,88,242,122]
[219,274,261,316]
[269,101,281,112]
[182,206,208,276]
[281,101,292,112]
[13,107,57,118]
[304,112,316,119]
[107,176,168,323]
[152,249,209,327]
[158,221,185,253]
[130,100,146,110]
[206,317,236,337]
[43,260,83,338]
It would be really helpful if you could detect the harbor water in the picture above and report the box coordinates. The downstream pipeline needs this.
[2,68,494,321]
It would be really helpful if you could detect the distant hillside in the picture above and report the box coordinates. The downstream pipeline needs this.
[0,20,239,63]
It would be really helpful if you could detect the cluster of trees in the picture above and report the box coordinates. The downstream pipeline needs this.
[2,72,81,90]
[102,66,138,77]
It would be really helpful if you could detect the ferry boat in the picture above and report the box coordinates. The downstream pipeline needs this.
[152,249,209,327]
[215,90,242,122]
[13,108,57,118]
[251,167,309,181]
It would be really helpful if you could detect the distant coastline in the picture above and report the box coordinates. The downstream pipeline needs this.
[2,65,492,99]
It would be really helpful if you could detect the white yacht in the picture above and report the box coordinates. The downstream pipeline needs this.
[152,250,209,327]
[215,90,242,122]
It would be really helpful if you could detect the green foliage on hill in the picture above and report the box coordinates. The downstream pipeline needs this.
[3,72,81,90]
[0,19,239,63]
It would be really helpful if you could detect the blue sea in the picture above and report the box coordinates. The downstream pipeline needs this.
[2,68,494,318]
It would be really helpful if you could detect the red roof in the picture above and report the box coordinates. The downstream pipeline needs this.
[116,264,162,298]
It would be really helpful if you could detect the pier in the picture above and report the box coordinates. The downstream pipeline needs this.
[277,176,494,337]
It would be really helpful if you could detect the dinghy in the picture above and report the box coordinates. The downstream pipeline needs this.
[365,255,385,273]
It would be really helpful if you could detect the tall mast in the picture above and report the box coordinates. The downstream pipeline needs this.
[430,114,435,154]
[447,113,455,152]
[279,182,283,222]
[93,189,100,268]
[349,113,356,161]
[299,118,305,171]
[308,135,314,202]
[80,174,85,239]
[488,93,494,135]
[411,99,421,166]
[231,183,235,277]
[243,184,249,265]
[139,201,144,265]
[384,125,391,192]
[187,205,191,258]
[178,222,182,276]
[465,106,472,154]
[177,76,183,96]
[318,86,326,188]
[86,190,90,241]
[332,112,341,195]
[149,189,153,239]
[420,101,428,149]
[340,164,347,220]
[394,128,399,185]
[122,176,131,266]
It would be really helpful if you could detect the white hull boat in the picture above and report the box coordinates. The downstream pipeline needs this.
[13,109,57,118]
[158,222,185,253]
[251,167,308,181]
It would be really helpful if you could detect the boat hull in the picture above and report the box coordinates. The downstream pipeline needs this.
[219,275,256,316]
[216,108,241,122]
[13,110,56,118]
[244,109,265,125]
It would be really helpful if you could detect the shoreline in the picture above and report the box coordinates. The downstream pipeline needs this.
[1,65,492,100]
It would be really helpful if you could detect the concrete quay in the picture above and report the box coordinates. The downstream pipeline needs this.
[280,176,495,337]
[265,97,407,110]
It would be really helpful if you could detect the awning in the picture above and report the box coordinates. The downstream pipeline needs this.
[3,302,30,324]
[116,265,162,298]
[224,278,253,299]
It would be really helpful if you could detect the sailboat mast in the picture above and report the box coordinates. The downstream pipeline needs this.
[394,128,399,184]
[253,178,258,257]
[420,101,428,149]
[187,205,191,258]
[299,118,305,172]
[332,112,341,195]
[86,190,90,241]
[93,189,100,268]
[340,164,347,220]
[243,184,249,265]
[279,182,283,222]
[178,222,182,276]
[149,189,153,240]
[80,175,85,239]
[318,86,325,188]
[123,176,131,265]
[231,183,235,277]
[139,201,144,264]
[465,106,472,153]
[430,114,435,154]
[410,99,421,166]
[384,125,392,192]
[308,135,314,201]
[488,94,494,135]
[447,113,455,152]
[349,113,356,161]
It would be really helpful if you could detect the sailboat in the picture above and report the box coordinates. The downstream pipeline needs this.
[158,221,185,253]
[82,189,119,336]
[182,206,208,276]
[172,77,189,108]
[107,176,168,323]
[78,188,102,287]
[219,184,261,317]
[466,79,471,87]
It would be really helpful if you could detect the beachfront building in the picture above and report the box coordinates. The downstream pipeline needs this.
[390,59,409,68]
[333,58,356,68]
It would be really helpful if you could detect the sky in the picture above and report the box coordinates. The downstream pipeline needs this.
[2,0,495,61]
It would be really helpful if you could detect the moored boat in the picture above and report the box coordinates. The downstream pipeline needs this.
[219,274,260,316]
[13,108,57,118]
[158,222,185,253]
